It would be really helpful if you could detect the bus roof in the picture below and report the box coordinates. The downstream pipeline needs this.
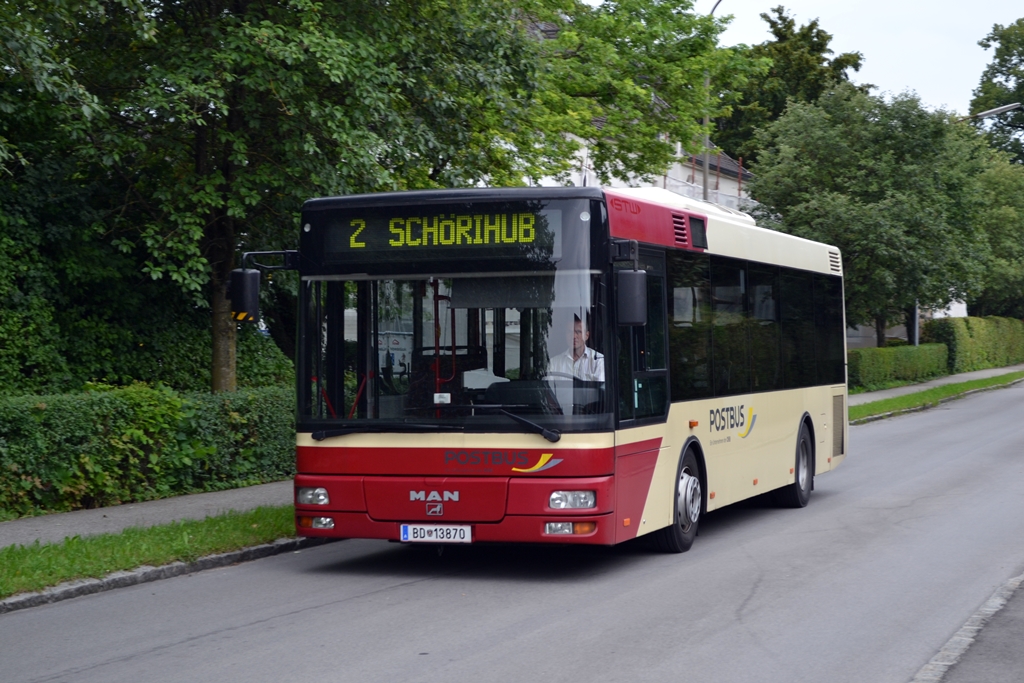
[605,187,842,277]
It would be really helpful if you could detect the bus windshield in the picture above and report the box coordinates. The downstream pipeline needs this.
[298,198,612,433]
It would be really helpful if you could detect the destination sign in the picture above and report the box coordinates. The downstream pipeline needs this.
[323,206,562,263]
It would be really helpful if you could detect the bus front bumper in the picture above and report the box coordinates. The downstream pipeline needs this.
[295,511,616,545]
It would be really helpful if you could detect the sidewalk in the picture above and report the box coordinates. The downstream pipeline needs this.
[847,362,1024,406]
[0,479,292,551]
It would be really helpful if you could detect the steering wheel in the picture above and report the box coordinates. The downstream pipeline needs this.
[543,372,577,381]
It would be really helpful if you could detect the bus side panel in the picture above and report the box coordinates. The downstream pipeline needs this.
[695,387,836,509]
[612,438,663,543]
[613,427,678,538]
[632,386,847,530]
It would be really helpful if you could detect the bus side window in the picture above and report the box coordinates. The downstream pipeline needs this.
[667,251,713,401]
[813,273,846,385]
[618,254,668,423]
[710,256,751,397]
[781,269,817,388]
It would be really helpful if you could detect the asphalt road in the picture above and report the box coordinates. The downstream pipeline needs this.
[4,384,1024,683]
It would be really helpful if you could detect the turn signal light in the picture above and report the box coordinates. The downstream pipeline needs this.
[689,420,699,428]
[573,522,596,535]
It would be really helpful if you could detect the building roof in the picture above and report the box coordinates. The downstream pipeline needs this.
[683,145,753,182]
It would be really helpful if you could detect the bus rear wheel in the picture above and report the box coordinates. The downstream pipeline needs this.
[654,449,701,553]
[774,422,813,508]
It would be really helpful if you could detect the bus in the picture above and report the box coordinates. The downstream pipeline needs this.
[231,186,848,553]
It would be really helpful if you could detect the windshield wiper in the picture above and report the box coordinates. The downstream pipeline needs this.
[418,404,562,443]
[311,423,463,441]
[497,409,561,443]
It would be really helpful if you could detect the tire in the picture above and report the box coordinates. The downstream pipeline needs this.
[774,421,813,508]
[654,448,702,553]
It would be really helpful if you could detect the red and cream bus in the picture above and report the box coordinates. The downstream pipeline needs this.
[234,186,847,552]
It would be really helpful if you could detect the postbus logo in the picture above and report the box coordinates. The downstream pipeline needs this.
[511,453,563,473]
[709,405,757,438]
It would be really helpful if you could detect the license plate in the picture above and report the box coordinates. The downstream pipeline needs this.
[400,524,472,543]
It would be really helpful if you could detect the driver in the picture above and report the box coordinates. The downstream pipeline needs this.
[548,314,604,382]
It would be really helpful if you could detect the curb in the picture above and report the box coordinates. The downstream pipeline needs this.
[850,377,1024,426]
[0,536,337,616]
[910,572,1024,682]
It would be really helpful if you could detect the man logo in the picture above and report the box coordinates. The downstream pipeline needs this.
[409,490,460,502]
[426,503,444,516]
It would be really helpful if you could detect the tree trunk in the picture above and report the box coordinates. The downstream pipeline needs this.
[875,314,887,348]
[207,89,241,393]
[211,277,237,392]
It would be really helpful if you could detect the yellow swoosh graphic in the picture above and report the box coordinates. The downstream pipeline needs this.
[737,408,756,438]
[512,453,554,473]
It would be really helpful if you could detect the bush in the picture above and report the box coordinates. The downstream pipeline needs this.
[847,344,948,388]
[67,324,293,393]
[0,384,294,518]
[922,316,1024,373]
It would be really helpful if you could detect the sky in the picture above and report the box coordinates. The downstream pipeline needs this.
[694,0,1023,115]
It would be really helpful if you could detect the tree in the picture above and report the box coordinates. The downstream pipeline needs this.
[55,0,573,392]
[0,1,154,173]
[537,0,762,184]
[750,83,991,347]
[970,18,1024,164]
[968,157,1024,317]
[713,6,863,163]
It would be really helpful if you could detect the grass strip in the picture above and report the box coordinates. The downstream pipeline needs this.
[0,505,295,600]
[849,375,949,395]
[850,371,1024,423]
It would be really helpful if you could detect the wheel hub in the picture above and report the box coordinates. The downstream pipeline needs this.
[678,472,701,526]
[797,445,809,489]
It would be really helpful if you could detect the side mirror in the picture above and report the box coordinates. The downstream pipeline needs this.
[617,269,647,326]
[229,268,261,323]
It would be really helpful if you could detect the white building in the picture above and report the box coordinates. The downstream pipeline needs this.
[542,140,755,212]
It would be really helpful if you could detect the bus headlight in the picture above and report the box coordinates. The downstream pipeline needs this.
[297,487,330,505]
[549,491,596,509]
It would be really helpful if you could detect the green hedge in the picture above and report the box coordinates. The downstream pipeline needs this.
[922,316,1024,374]
[0,384,294,518]
[847,344,948,388]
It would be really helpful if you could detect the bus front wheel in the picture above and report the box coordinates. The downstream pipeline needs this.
[654,449,701,553]
[774,422,813,508]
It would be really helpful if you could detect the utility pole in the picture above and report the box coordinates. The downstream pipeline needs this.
[702,0,723,201]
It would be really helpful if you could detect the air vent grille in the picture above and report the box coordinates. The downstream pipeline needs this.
[672,214,688,246]
[828,251,842,273]
[832,394,845,457]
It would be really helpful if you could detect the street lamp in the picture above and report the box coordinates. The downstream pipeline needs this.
[700,0,724,201]
[958,102,1021,122]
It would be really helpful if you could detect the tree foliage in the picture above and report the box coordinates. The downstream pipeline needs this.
[713,6,863,163]
[968,157,1024,317]
[2,0,762,393]
[538,0,761,184]
[750,84,991,344]
[970,18,1024,164]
